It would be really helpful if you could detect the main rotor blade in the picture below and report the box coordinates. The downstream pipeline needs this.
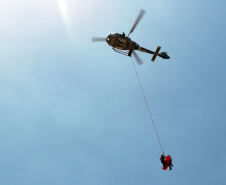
[91,37,106,42]
[133,51,143,65]
[128,9,146,36]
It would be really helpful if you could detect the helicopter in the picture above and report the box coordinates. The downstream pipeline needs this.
[92,9,170,65]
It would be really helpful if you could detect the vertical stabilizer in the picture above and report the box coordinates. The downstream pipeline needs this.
[151,46,161,62]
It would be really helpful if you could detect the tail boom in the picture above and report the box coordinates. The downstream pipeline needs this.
[138,46,170,62]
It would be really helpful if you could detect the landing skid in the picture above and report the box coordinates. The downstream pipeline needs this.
[112,48,130,56]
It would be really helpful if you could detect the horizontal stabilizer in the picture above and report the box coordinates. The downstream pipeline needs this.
[151,46,161,62]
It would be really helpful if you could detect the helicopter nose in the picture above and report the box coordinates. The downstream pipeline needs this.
[106,35,111,43]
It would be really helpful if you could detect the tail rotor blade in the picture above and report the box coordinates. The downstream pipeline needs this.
[128,9,146,36]
[91,37,106,42]
[133,51,143,65]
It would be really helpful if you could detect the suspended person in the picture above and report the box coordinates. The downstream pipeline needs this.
[160,154,166,169]
[160,154,173,170]
[168,158,173,170]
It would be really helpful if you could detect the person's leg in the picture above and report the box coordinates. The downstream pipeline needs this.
[163,164,166,169]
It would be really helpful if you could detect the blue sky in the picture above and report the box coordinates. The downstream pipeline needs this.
[0,0,226,184]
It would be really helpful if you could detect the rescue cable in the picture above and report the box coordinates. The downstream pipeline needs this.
[131,57,164,154]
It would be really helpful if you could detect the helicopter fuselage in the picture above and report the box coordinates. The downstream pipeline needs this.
[106,33,139,50]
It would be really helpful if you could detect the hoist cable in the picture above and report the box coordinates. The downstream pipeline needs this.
[131,57,164,154]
